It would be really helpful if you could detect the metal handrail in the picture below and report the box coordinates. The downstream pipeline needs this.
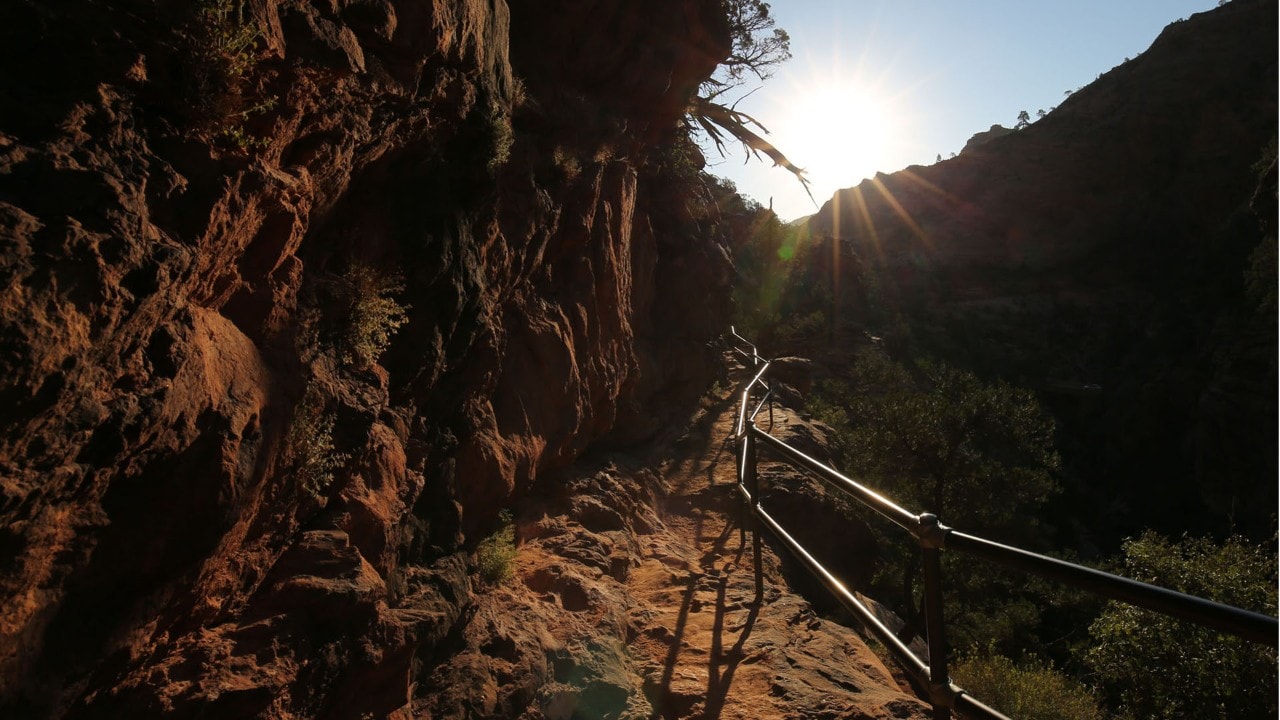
[723,330,1279,720]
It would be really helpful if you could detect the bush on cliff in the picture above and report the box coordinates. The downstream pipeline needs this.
[287,383,347,500]
[1085,532,1277,719]
[186,0,275,150]
[951,646,1104,720]
[332,263,410,369]
[476,511,517,584]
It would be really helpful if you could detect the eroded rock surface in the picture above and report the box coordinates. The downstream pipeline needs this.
[0,1,743,716]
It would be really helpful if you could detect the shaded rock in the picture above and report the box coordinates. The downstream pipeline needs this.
[768,355,814,396]
[0,0,735,716]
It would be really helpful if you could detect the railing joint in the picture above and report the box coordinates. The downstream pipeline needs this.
[928,680,957,710]
[915,513,951,550]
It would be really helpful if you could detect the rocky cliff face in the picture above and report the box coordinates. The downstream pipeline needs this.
[0,1,739,716]
[803,0,1277,543]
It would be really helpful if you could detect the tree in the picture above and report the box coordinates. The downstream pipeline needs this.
[716,0,792,87]
[809,355,1065,652]
[687,1,813,202]
[844,361,1059,531]
[1016,110,1031,129]
[1085,532,1277,719]
[687,94,813,203]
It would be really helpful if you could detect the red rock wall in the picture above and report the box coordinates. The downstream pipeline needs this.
[0,0,733,715]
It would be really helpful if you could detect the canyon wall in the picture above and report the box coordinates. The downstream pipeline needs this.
[801,0,1277,544]
[0,1,736,716]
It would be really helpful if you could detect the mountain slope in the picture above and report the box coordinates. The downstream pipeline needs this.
[802,0,1277,543]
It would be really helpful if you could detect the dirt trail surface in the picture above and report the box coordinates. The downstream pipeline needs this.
[626,390,930,719]
[415,358,931,719]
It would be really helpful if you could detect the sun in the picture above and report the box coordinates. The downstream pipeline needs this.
[779,78,897,194]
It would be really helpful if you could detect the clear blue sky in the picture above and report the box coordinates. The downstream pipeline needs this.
[708,0,1221,221]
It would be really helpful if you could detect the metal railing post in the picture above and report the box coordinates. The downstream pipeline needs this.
[745,425,764,603]
[737,428,750,547]
[920,514,951,719]
[767,379,775,429]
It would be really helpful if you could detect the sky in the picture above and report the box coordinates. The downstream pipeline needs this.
[707,0,1222,221]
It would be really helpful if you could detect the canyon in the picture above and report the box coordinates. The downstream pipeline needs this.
[1,0,1275,718]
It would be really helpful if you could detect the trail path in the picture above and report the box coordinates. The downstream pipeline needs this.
[624,362,931,719]
[417,358,931,719]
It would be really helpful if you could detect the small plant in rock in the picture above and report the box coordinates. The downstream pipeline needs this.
[700,379,729,410]
[187,0,273,150]
[476,510,517,584]
[552,146,581,180]
[287,383,347,499]
[197,0,260,81]
[219,95,277,149]
[486,102,515,172]
[334,263,410,368]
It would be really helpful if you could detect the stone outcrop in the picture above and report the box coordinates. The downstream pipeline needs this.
[0,1,745,716]
[960,124,1013,153]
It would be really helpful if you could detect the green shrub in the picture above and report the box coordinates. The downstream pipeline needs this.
[552,146,581,180]
[805,352,1066,653]
[485,102,514,172]
[952,647,1105,720]
[1085,532,1277,719]
[779,309,827,343]
[335,263,410,368]
[196,0,260,82]
[476,511,517,584]
[287,384,347,499]
[185,0,275,151]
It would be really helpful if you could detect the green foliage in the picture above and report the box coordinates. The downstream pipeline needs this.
[196,0,261,84]
[476,510,517,584]
[805,350,1069,654]
[552,146,582,181]
[776,308,827,344]
[705,379,726,400]
[807,350,1060,527]
[334,263,410,368]
[952,646,1106,720]
[485,100,514,172]
[188,0,273,150]
[217,95,278,150]
[722,182,821,340]
[1085,532,1277,719]
[287,384,347,499]
[717,0,792,86]
[839,358,1060,532]
[688,94,813,204]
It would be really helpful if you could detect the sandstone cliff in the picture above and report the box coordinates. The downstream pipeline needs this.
[0,1,754,716]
